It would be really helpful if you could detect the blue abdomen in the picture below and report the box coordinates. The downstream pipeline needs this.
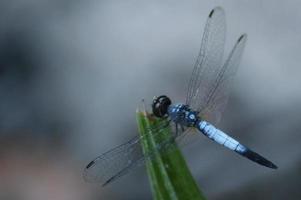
[197,120,246,153]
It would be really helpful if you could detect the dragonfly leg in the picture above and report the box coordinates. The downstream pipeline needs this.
[180,125,185,133]
[174,123,184,138]
[145,119,170,134]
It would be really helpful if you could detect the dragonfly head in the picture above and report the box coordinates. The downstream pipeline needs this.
[152,95,172,118]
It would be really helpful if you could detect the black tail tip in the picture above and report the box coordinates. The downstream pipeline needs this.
[258,159,278,170]
[269,162,278,169]
[241,149,278,170]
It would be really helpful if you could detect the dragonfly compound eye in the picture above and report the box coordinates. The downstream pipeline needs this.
[152,95,172,118]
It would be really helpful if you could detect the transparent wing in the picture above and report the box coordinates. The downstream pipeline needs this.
[199,34,247,124]
[186,7,226,112]
[175,128,201,148]
[83,120,176,186]
[83,135,144,186]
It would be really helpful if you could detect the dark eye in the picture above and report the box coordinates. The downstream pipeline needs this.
[152,95,172,118]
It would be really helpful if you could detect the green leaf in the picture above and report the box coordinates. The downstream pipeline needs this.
[136,110,206,200]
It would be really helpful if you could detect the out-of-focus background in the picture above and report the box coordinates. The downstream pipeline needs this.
[0,0,300,199]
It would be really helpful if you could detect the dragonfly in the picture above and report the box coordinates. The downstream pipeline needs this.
[84,6,277,186]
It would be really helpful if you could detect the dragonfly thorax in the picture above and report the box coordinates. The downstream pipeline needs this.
[168,104,198,127]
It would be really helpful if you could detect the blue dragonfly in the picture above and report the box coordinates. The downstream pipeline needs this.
[84,7,277,186]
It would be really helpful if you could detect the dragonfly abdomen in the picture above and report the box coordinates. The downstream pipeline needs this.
[196,120,278,169]
[197,121,246,153]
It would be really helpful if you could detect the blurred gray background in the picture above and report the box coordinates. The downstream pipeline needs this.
[0,0,300,199]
